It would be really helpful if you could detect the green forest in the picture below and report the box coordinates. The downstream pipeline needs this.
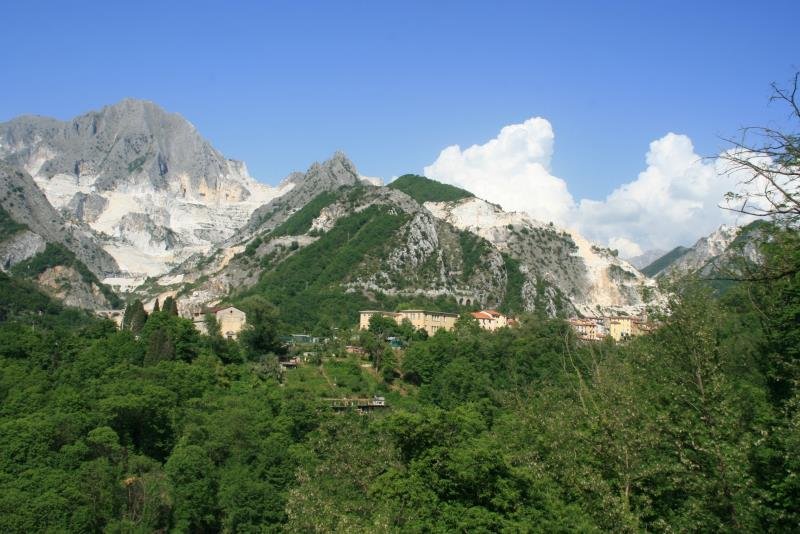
[1,217,799,532]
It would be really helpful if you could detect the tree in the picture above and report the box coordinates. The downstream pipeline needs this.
[152,298,160,313]
[162,296,178,316]
[140,311,201,363]
[253,353,283,382]
[721,72,799,230]
[122,300,147,334]
[145,328,174,365]
[164,444,218,532]
[202,312,242,363]
[238,296,286,359]
[358,328,386,370]
[204,313,221,339]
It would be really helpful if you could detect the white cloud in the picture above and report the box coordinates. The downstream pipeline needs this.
[423,117,575,225]
[575,133,746,253]
[424,118,755,258]
[608,236,643,259]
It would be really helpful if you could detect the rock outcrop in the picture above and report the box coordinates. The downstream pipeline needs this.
[0,99,291,289]
[0,229,46,270]
[0,162,119,276]
[642,222,765,280]
[150,159,659,318]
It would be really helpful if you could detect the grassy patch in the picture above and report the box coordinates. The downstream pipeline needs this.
[389,174,473,203]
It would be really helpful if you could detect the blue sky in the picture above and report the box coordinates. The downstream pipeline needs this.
[1,1,797,251]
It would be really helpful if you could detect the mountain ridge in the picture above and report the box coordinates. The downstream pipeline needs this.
[2,99,664,321]
[641,222,766,282]
[0,99,291,289]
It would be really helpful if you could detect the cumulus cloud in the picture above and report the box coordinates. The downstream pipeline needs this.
[424,118,755,257]
[575,133,749,253]
[608,236,643,259]
[423,118,575,225]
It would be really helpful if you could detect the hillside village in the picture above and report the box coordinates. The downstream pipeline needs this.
[99,296,655,349]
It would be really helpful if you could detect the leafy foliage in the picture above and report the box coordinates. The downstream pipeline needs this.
[388,174,474,203]
[458,230,491,280]
[0,216,798,532]
[501,253,525,313]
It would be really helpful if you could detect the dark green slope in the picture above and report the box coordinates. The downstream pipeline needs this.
[270,190,341,237]
[240,204,459,332]
[641,246,690,277]
[388,174,473,203]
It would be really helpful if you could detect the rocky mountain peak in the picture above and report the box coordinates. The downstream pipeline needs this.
[243,152,362,237]
[0,101,290,290]
[642,223,747,278]
[289,151,360,188]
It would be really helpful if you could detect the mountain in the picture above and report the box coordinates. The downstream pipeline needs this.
[640,246,691,277]
[641,223,764,280]
[424,196,657,317]
[145,155,658,326]
[627,249,666,269]
[0,99,290,290]
[240,151,361,240]
[0,164,121,308]
[2,99,660,321]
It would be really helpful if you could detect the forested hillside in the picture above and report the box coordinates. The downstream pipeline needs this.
[0,217,798,531]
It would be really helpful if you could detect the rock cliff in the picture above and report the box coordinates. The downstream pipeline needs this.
[0,99,291,289]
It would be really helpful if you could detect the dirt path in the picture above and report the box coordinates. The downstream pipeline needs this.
[319,364,337,392]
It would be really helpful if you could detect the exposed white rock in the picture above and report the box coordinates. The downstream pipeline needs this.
[0,230,46,270]
[667,224,739,274]
[2,100,295,289]
[426,197,659,316]
[425,197,546,250]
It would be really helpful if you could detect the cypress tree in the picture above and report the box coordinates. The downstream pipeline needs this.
[163,296,179,316]
[145,327,174,365]
[122,301,133,330]
[128,299,148,334]
[153,298,160,313]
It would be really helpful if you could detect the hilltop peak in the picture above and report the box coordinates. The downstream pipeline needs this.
[0,101,287,289]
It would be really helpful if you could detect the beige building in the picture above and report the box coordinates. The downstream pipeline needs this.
[193,306,247,339]
[359,310,401,330]
[359,309,459,336]
[568,314,654,342]
[605,316,638,341]
[470,310,512,331]
[568,317,606,341]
